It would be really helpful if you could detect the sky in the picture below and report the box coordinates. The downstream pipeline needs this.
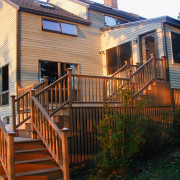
[93,0,180,19]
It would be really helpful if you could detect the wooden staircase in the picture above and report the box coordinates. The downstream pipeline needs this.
[0,138,63,179]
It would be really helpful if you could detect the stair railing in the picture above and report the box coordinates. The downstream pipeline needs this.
[34,69,72,117]
[0,119,15,180]
[31,94,70,180]
[11,77,49,132]
[130,54,168,97]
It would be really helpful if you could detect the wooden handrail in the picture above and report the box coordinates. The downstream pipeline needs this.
[32,95,70,180]
[72,74,129,81]
[131,57,153,77]
[0,119,15,180]
[111,64,128,77]
[35,74,68,97]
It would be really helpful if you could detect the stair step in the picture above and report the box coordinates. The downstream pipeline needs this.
[17,129,32,138]
[15,139,44,151]
[1,167,62,180]
[15,157,57,173]
[15,148,50,161]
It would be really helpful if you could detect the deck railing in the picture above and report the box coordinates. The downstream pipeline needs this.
[11,77,48,132]
[72,74,129,102]
[31,94,69,180]
[0,119,15,180]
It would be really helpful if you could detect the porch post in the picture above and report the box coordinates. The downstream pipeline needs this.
[67,68,72,107]
[161,56,167,82]
[151,53,156,81]
[43,76,49,112]
[7,131,15,180]
[30,89,36,139]
[11,95,16,133]
[60,128,70,180]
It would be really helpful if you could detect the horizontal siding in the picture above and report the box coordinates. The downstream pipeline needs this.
[0,1,17,117]
[49,0,88,19]
[165,24,180,89]
[101,21,164,75]
[20,10,105,87]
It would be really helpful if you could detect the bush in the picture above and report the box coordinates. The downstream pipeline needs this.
[93,105,145,177]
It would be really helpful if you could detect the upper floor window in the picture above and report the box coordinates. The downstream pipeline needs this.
[42,19,60,32]
[171,32,180,63]
[42,19,77,36]
[0,65,9,106]
[61,23,77,35]
[105,15,128,27]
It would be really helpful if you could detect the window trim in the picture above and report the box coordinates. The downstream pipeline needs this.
[170,31,180,65]
[0,64,9,106]
[42,18,78,36]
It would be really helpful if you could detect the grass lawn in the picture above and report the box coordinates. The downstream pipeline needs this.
[128,148,180,180]
[70,147,180,180]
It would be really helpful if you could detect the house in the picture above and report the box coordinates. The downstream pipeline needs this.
[0,0,180,179]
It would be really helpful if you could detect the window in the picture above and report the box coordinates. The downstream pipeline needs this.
[107,42,132,75]
[61,23,77,35]
[42,19,77,36]
[0,65,9,106]
[105,15,128,27]
[171,32,180,63]
[42,19,60,32]
[61,63,78,76]
[39,61,58,84]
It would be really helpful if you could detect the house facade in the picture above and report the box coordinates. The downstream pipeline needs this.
[0,0,180,117]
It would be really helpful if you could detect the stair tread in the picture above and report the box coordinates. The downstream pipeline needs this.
[15,148,47,154]
[15,167,61,177]
[15,138,41,143]
[15,157,53,164]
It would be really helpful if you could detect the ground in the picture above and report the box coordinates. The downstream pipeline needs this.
[70,146,180,180]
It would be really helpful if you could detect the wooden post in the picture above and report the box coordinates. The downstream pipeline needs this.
[30,89,36,139]
[161,56,167,82]
[60,128,70,180]
[43,76,49,87]
[43,76,49,111]
[7,131,15,180]
[67,68,72,107]
[151,53,156,81]
[11,95,16,133]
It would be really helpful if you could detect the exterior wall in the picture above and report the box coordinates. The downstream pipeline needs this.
[49,0,89,20]
[165,24,180,89]
[20,10,105,87]
[101,21,165,75]
[0,0,17,117]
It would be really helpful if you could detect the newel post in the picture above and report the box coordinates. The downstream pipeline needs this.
[7,131,15,180]
[151,53,156,81]
[30,89,36,139]
[67,68,72,107]
[43,76,49,87]
[161,56,167,82]
[60,128,70,180]
[11,95,16,133]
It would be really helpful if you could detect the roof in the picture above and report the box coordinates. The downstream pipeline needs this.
[78,0,145,21]
[101,16,180,31]
[6,0,91,25]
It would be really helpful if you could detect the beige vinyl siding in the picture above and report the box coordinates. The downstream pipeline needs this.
[49,0,89,19]
[20,10,105,87]
[101,21,164,75]
[165,24,180,89]
[0,1,17,117]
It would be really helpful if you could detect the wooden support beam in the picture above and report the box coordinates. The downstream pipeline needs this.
[11,95,16,133]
